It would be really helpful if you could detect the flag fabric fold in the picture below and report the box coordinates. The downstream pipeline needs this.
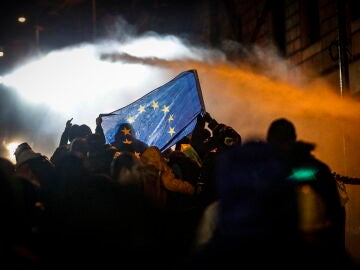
[100,69,205,152]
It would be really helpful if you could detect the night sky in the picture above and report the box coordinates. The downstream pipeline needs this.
[0,0,203,55]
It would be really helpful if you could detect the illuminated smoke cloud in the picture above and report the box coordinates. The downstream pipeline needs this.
[1,34,225,116]
[0,31,226,157]
[0,25,360,180]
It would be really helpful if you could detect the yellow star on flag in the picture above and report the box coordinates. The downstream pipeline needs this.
[168,114,174,122]
[168,127,175,136]
[123,138,133,144]
[151,101,159,110]
[127,116,135,123]
[162,105,170,114]
[121,127,132,136]
[138,105,146,113]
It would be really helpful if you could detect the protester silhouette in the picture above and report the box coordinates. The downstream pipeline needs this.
[190,112,242,208]
[181,118,357,269]
[12,142,58,268]
[52,118,93,166]
[266,118,351,266]
[58,118,77,147]
[87,132,117,176]
[180,140,303,269]
[112,122,149,156]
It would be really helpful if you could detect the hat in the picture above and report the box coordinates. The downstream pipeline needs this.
[14,142,42,168]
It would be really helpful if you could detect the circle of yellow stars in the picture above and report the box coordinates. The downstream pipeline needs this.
[125,100,176,137]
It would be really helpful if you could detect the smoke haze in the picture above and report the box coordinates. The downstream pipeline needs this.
[0,28,360,179]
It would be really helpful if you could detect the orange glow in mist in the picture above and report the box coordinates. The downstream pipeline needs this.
[165,61,360,178]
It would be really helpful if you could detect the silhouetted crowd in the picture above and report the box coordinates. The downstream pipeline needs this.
[0,112,358,269]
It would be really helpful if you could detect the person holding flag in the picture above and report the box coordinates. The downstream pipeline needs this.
[99,70,205,154]
[112,122,149,157]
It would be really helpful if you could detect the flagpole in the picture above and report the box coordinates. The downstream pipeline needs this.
[192,69,206,115]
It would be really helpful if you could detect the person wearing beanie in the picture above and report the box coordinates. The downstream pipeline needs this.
[14,143,43,170]
[14,142,55,190]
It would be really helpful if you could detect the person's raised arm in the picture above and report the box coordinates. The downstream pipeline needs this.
[95,115,106,145]
[59,118,73,146]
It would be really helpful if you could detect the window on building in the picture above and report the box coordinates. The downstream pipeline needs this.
[300,0,320,47]
[350,0,360,21]
[272,0,286,55]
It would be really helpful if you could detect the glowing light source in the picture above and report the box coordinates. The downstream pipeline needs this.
[288,168,318,182]
[18,16,26,23]
[0,35,223,125]
[119,35,204,60]
[18,16,27,23]
[6,142,19,163]
[0,45,157,113]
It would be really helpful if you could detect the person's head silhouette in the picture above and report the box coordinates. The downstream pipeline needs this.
[115,123,136,141]
[113,123,148,155]
[266,118,296,144]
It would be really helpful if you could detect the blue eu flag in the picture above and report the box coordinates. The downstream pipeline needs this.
[100,70,205,152]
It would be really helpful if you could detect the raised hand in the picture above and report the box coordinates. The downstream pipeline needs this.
[66,118,73,128]
[96,115,102,126]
